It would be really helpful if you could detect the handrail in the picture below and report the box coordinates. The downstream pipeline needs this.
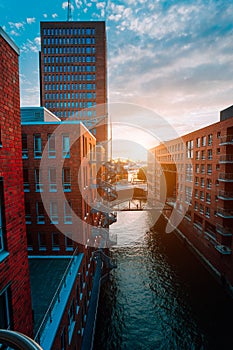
[0,330,42,350]
[34,247,79,344]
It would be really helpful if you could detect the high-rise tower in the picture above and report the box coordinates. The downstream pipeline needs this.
[39,21,108,146]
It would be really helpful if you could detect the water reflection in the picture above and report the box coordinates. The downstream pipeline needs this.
[94,211,233,350]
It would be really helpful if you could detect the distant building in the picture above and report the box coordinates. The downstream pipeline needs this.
[39,21,108,146]
[0,28,33,337]
[148,108,233,292]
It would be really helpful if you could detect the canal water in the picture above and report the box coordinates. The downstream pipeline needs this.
[94,211,233,350]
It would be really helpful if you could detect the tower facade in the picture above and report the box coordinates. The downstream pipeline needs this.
[39,21,108,146]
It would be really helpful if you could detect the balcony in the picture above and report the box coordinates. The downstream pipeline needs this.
[218,190,233,200]
[218,173,233,182]
[219,155,233,163]
[216,224,232,236]
[215,245,232,255]
[217,208,233,218]
[219,135,233,146]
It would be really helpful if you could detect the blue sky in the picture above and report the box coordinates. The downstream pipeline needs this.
[1,0,233,159]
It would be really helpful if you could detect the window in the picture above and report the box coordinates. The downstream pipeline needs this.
[68,299,75,343]
[201,136,206,146]
[49,168,57,192]
[216,148,220,155]
[206,193,211,204]
[0,287,11,329]
[36,202,45,224]
[35,168,43,192]
[64,201,72,224]
[196,151,200,160]
[50,201,58,224]
[195,164,200,173]
[65,235,73,251]
[38,232,46,251]
[52,232,60,251]
[34,134,42,158]
[22,134,28,158]
[207,164,212,174]
[63,168,71,192]
[201,164,205,174]
[194,202,198,211]
[208,134,213,146]
[48,134,56,158]
[205,207,210,218]
[61,327,66,350]
[0,179,6,253]
[62,135,70,158]
[195,177,199,186]
[200,191,204,201]
[23,168,30,192]
[26,229,33,251]
[217,131,221,139]
[25,202,31,224]
[201,150,205,160]
[208,149,212,160]
[207,179,212,189]
[199,204,204,214]
[194,189,198,199]
[201,178,204,187]
[196,138,200,148]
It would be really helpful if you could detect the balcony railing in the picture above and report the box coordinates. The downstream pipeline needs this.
[219,135,233,145]
[219,155,233,163]
[218,173,233,182]
[216,224,232,236]
[218,190,233,200]
[217,208,233,218]
[0,330,42,350]
[215,245,232,255]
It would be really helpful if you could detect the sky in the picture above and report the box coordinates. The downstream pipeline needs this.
[1,0,233,160]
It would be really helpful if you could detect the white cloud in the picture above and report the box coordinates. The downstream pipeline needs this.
[9,21,24,30]
[52,13,58,18]
[21,37,41,53]
[75,0,83,9]
[43,13,48,18]
[62,1,74,11]
[10,30,20,36]
[26,17,36,24]
[96,2,105,9]
[34,37,41,45]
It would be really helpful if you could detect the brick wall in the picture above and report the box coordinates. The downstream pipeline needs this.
[0,32,33,336]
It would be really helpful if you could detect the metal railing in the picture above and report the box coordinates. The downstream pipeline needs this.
[218,190,233,200]
[218,173,233,181]
[0,330,42,350]
[217,208,233,218]
[219,155,233,163]
[219,135,233,145]
[216,224,232,236]
[34,247,79,344]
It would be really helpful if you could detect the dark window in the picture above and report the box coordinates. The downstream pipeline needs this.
[0,287,11,329]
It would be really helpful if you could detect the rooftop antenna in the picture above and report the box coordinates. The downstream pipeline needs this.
[67,0,72,21]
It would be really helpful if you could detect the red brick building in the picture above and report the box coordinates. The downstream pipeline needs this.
[0,28,33,337]
[148,108,233,293]
[21,106,98,348]
[39,21,108,146]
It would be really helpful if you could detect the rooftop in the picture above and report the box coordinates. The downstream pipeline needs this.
[28,257,71,332]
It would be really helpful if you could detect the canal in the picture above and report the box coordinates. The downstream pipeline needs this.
[94,211,233,350]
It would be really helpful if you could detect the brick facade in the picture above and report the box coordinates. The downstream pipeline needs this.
[0,29,33,336]
[149,112,233,289]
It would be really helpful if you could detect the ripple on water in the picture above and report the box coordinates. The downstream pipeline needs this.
[94,211,233,350]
